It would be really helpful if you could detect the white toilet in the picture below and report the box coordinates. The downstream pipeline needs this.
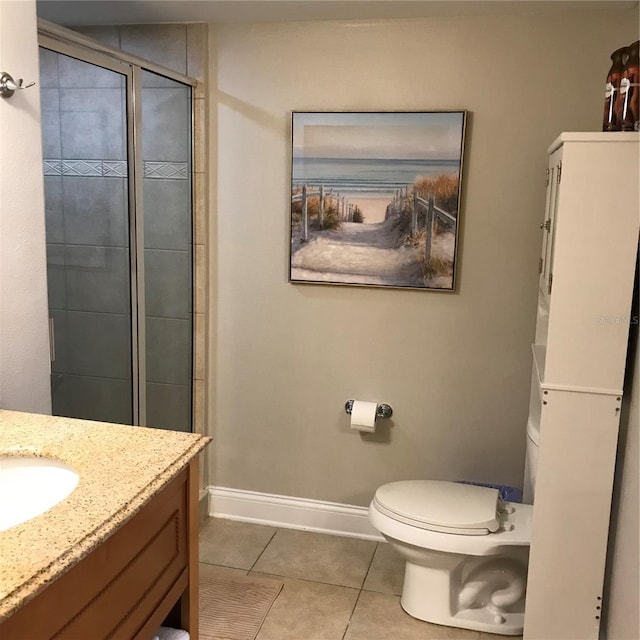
[368,424,538,636]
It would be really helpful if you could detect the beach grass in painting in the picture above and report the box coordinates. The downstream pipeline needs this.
[289,111,466,290]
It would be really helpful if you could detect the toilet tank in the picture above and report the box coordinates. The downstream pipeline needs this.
[522,418,540,505]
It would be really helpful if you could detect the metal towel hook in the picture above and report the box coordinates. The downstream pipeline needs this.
[1,72,36,99]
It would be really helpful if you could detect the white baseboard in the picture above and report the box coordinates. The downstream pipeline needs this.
[208,486,384,541]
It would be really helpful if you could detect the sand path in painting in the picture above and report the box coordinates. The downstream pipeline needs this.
[291,217,425,287]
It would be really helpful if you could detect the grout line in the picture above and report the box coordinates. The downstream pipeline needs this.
[198,560,250,575]
[359,541,378,589]
[51,372,133,383]
[185,24,189,77]
[342,582,367,640]
[246,528,282,640]
[245,568,361,592]
[248,528,279,573]
[339,541,379,639]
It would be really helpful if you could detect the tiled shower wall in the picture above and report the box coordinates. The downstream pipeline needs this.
[141,69,193,432]
[46,24,208,438]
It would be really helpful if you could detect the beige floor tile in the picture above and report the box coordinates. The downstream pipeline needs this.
[251,574,359,640]
[252,528,376,588]
[363,542,405,595]
[199,517,277,570]
[480,634,523,640]
[344,591,481,640]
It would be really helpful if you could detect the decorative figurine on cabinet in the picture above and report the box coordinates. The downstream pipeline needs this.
[603,46,628,131]
[620,40,639,131]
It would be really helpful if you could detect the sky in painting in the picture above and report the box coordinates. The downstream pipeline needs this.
[292,112,465,161]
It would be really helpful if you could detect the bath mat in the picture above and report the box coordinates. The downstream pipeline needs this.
[199,573,283,640]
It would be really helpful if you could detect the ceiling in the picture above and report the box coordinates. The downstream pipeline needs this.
[36,0,639,26]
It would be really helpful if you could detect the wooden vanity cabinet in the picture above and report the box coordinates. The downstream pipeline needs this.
[1,460,200,640]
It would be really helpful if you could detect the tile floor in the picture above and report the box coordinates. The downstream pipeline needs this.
[199,518,523,640]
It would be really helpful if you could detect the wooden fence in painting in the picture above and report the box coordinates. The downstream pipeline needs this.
[391,187,456,264]
[292,183,456,265]
[291,185,358,241]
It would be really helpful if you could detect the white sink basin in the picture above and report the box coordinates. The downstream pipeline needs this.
[0,456,79,531]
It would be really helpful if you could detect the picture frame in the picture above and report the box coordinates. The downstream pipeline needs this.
[289,110,467,291]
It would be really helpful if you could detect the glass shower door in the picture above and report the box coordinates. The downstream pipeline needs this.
[140,70,193,432]
[40,47,135,424]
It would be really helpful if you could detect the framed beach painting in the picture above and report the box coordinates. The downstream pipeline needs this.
[289,111,467,291]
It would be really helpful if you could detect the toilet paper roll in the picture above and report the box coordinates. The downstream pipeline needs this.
[350,400,377,433]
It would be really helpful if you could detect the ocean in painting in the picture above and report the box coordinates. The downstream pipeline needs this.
[292,157,460,198]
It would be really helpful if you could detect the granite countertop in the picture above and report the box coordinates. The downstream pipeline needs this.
[0,410,211,622]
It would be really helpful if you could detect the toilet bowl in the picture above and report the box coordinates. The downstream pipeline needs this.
[368,480,533,636]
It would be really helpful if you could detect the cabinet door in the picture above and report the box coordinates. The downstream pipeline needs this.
[539,148,562,301]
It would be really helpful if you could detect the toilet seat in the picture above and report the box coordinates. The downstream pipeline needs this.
[373,480,501,535]
[369,496,532,556]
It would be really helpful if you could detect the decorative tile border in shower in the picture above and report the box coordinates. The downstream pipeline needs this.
[144,161,190,180]
[43,159,190,180]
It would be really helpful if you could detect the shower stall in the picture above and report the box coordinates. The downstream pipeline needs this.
[38,22,195,432]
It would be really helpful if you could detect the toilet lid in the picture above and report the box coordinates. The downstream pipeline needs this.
[373,480,501,535]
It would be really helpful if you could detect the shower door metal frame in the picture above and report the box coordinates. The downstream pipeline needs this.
[38,19,198,88]
[38,21,197,429]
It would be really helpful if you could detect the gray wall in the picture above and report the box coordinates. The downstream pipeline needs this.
[209,8,640,505]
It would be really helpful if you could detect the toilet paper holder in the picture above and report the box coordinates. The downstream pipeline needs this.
[345,399,393,420]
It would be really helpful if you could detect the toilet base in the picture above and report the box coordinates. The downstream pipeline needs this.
[400,558,526,636]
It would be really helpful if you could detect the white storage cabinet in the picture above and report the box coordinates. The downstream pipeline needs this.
[523,133,639,640]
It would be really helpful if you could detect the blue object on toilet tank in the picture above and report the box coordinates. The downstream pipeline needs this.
[458,481,523,503]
